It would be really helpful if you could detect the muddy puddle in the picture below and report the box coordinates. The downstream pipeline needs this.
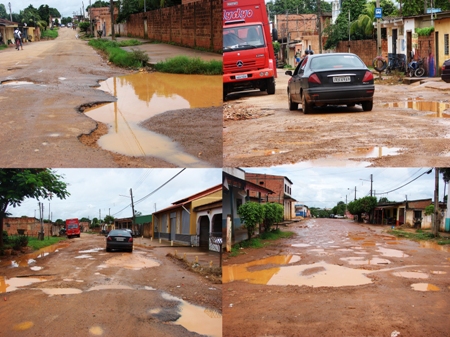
[1,80,35,86]
[376,247,409,258]
[85,72,221,167]
[97,253,160,270]
[0,242,69,268]
[0,276,46,293]
[340,257,391,265]
[158,292,222,337]
[393,271,428,279]
[419,241,450,253]
[410,283,440,291]
[383,101,450,117]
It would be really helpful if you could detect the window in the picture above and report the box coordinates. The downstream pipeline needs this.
[445,34,449,55]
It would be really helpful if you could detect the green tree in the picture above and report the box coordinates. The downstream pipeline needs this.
[369,0,397,17]
[350,2,375,39]
[86,0,110,11]
[0,4,7,19]
[237,202,264,241]
[21,5,42,27]
[347,196,377,222]
[61,17,73,25]
[262,203,284,232]
[0,169,70,248]
[332,201,346,216]
[55,219,64,226]
[378,197,390,203]
[104,215,115,225]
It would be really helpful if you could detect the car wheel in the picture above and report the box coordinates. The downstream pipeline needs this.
[106,247,111,252]
[288,90,298,111]
[415,67,425,77]
[302,93,313,114]
[267,78,275,95]
[362,100,373,112]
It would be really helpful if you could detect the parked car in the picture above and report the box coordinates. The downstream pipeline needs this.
[334,215,345,219]
[285,53,375,114]
[106,229,133,252]
[442,59,450,83]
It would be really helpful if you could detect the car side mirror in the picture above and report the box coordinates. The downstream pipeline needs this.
[285,70,293,76]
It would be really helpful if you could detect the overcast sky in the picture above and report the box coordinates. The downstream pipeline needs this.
[8,168,222,221]
[243,167,446,209]
[4,1,86,18]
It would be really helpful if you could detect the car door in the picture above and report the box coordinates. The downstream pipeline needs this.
[290,62,303,101]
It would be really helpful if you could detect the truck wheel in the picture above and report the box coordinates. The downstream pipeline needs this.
[288,90,298,111]
[302,93,313,114]
[267,78,275,95]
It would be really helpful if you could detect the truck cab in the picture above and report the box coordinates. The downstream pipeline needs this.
[65,218,81,238]
[223,0,277,98]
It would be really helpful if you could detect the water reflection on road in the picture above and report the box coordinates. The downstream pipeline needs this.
[86,72,221,166]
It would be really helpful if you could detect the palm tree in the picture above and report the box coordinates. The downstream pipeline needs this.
[350,3,375,39]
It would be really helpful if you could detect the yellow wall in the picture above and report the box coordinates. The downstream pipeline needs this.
[189,190,222,232]
[435,17,450,75]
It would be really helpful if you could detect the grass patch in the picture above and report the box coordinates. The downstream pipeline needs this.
[27,236,67,250]
[88,39,148,68]
[260,228,294,240]
[387,228,449,243]
[229,229,295,257]
[0,44,7,51]
[166,252,221,284]
[41,29,58,39]
[154,55,222,75]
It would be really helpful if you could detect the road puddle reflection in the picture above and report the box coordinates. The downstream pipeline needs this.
[0,276,46,293]
[410,283,440,291]
[13,321,34,331]
[160,292,222,337]
[223,259,374,287]
[88,285,133,291]
[98,253,160,270]
[2,81,35,86]
[383,101,450,116]
[291,243,311,247]
[85,72,221,166]
[79,248,104,253]
[431,271,447,275]
[39,288,83,296]
[89,326,104,336]
[0,242,69,268]
[420,241,450,253]
[377,247,409,258]
[393,271,428,279]
[340,257,391,265]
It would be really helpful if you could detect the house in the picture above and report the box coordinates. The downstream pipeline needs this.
[114,214,153,237]
[223,168,274,247]
[0,18,17,45]
[245,172,296,221]
[89,4,119,38]
[152,184,222,252]
[294,203,309,218]
[374,198,448,231]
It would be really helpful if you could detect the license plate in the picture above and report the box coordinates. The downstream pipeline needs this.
[235,74,248,80]
[333,76,351,83]
[116,237,124,241]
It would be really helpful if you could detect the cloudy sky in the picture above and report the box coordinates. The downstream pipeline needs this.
[243,167,446,209]
[8,168,222,221]
[4,1,86,18]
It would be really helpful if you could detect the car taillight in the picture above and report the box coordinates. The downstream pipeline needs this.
[128,237,133,242]
[362,71,374,82]
[107,236,112,241]
[308,74,321,84]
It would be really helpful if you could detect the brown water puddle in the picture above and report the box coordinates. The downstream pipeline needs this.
[85,72,221,166]
[160,292,222,337]
[39,288,83,296]
[410,283,440,291]
[420,241,450,253]
[0,276,46,293]
[340,256,391,265]
[89,326,104,335]
[13,321,34,331]
[393,271,428,279]
[383,101,450,116]
[376,247,409,258]
[87,285,134,291]
[0,242,69,268]
[97,253,160,270]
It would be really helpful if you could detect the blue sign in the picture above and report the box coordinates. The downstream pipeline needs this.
[375,8,382,18]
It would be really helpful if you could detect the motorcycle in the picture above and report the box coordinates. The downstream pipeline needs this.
[407,51,426,77]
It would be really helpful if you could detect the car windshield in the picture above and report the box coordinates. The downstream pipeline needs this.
[310,55,365,71]
[223,25,265,51]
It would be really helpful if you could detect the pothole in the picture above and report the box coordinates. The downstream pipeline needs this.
[383,100,450,116]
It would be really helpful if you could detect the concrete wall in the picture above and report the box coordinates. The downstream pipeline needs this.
[435,17,450,76]
[124,0,222,52]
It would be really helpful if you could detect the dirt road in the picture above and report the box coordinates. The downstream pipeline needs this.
[0,234,222,337]
[223,70,450,167]
[0,28,222,168]
[222,218,450,337]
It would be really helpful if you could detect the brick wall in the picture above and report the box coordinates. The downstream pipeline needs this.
[125,0,222,52]
[335,39,388,67]
[4,217,42,237]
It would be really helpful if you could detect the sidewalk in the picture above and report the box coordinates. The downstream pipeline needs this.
[133,236,221,268]
[104,36,222,64]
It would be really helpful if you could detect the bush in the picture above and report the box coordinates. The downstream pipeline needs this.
[2,230,9,244]
[11,235,29,250]
[78,22,90,33]
[88,39,144,68]
[154,55,222,75]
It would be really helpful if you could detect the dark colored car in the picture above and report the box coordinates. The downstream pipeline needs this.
[106,229,133,252]
[442,59,450,83]
[285,53,375,114]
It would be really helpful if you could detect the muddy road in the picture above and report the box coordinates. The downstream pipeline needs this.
[0,234,222,337]
[223,70,450,167]
[0,28,222,168]
[222,218,450,337]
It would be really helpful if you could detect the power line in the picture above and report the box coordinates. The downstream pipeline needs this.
[374,168,433,195]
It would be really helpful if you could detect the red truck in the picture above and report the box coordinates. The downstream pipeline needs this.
[65,218,81,238]
[223,0,277,98]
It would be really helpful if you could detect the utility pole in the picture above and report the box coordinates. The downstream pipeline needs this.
[130,188,136,233]
[89,0,93,37]
[376,0,381,56]
[433,168,439,236]
[110,0,115,40]
[348,10,350,53]
[8,2,12,22]
[370,174,373,197]
[317,0,322,53]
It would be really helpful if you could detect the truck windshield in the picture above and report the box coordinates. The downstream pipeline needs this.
[223,25,265,52]
[68,225,78,229]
